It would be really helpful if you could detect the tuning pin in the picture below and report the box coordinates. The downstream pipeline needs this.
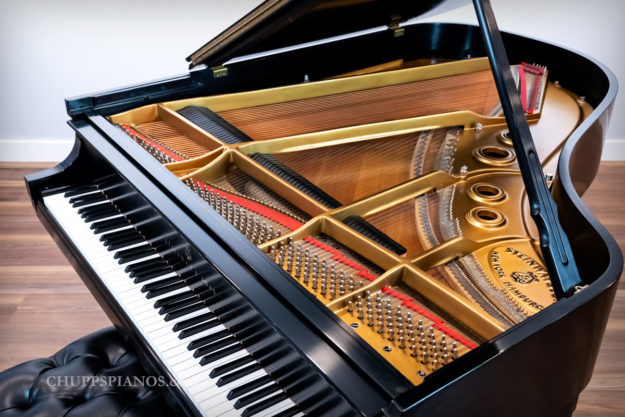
[347,300,353,313]
[432,353,439,369]
[419,349,428,364]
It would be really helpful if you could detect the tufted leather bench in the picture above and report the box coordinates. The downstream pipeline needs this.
[0,327,175,417]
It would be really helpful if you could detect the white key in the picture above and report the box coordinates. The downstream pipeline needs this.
[43,192,302,417]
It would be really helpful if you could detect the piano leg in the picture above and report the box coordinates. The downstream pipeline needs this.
[556,395,579,417]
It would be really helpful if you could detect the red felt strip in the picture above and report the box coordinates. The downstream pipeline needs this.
[381,286,475,349]
[194,180,303,231]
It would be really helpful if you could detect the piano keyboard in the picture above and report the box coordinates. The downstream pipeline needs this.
[43,178,307,417]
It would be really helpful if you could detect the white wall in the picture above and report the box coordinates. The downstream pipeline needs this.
[0,0,623,161]
[417,0,625,161]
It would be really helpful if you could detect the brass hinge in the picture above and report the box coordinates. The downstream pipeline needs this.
[389,14,405,37]
[574,284,588,294]
[211,65,229,79]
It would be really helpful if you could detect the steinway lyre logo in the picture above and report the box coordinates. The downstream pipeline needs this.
[511,271,537,285]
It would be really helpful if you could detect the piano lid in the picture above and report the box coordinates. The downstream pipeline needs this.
[187,0,470,68]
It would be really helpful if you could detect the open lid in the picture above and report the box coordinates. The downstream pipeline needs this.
[187,0,469,68]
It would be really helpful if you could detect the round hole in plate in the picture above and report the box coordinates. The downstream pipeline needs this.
[383,346,392,352]
[476,185,499,197]
[498,130,513,146]
[466,207,506,229]
[476,209,498,221]
[473,145,516,166]
[468,183,507,203]
[350,323,359,329]
[418,370,427,377]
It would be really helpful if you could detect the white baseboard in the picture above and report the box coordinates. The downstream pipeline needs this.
[601,138,625,161]
[1,137,625,162]
[0,139,74,162]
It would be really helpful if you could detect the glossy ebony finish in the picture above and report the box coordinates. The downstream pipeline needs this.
[32,19,622,417]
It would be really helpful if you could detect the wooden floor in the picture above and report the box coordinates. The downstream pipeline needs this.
[0,162,623,415]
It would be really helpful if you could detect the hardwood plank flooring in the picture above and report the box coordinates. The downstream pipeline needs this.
[0,162,111,370]
[0,161,622,415]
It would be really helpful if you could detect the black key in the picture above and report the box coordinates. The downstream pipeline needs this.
[125,256,167,274]
[216,305,255,328]
[178,318,221,339]
[236,325,272,347]
[142,277,183,294]
[107,235,144,251]
[116,245,155,264]
[129,255,182,276]
[79,203,116,220]
[181,319,221,344]
[164,303,204,321]
[210,355,255,378]
[159,296,200,315]
[91,217,128,233]
[133,267,176,284]
[199,344,243,366]
[152,289,193,306]
[146,282,187,299]
[70,192,106,207]
[201,290,238,311]
[217,363,261,387]
[101,228,139,245]
[241,392,287,417]
[235,383,280,409]
[64,184,98,197]
[253,340,291,364]
[227,375,273,400]
[129,261,170,278]
[274,406,300,417]
[190,331,232,352]
[173,312,214,332]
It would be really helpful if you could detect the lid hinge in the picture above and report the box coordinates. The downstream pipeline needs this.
[211,65,229,79]
[389,14,405,37]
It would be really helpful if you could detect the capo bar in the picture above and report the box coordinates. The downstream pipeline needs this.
[473,0,582,298]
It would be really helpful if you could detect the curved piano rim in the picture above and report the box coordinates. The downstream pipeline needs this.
[52,22,623,417]
[387,24,623,416]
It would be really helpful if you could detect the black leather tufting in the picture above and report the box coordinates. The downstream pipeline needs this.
[0,328,175,417]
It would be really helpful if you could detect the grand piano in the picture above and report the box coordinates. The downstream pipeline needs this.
[25,0,622,416]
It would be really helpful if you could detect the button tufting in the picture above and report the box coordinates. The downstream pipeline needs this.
[0,327,174,417]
